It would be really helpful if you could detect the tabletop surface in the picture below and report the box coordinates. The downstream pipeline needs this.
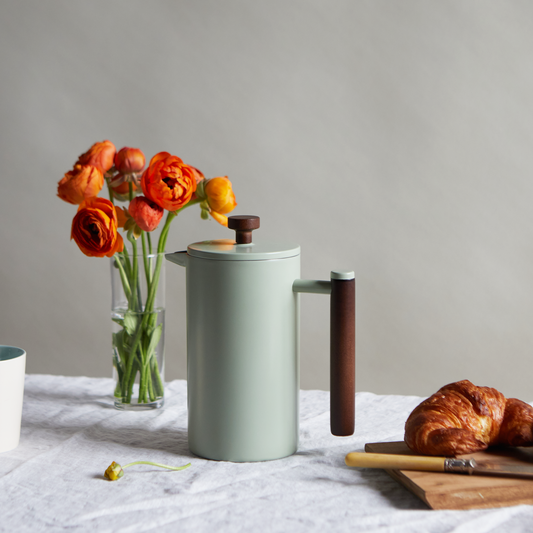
[1,375,533,532]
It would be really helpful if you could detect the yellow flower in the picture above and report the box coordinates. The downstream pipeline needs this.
[205,177,237,214]
[200,176,237,226]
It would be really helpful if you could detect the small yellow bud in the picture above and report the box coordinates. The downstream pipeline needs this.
[104,461,124,481]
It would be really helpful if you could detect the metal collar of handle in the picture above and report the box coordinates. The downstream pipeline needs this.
[444,458,477,474]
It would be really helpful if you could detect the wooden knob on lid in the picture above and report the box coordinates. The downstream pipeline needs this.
[228,215,260,244]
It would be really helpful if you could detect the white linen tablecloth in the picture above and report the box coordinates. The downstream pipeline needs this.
[1,375,533,532]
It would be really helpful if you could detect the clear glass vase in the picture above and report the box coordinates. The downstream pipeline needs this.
[110,248,165,410]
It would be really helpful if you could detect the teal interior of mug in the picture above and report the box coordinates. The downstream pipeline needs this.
[0,346,25,361]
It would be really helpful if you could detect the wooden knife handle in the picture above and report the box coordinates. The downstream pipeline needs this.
[345,452,446,472]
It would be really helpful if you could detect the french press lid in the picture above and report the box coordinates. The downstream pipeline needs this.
[187,215,300,261]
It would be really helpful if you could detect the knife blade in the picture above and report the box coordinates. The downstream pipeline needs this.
[345,451,533,479]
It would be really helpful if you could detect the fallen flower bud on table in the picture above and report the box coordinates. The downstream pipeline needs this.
[104,460,192,481]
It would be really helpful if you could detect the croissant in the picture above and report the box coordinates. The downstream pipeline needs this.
[404,380,533,456]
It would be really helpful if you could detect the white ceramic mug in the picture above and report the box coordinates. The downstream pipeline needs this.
[0,346,26,453]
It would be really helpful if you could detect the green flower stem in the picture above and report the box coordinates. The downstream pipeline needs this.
[122,245,133,281]
[136,341,148,403]
[122,461,191,471]
[112,352,123,396]
[134,212,175,403]
[113,255,131,303]
[122,322,144,403]
[147,369,155,402]
[151,357,164,397]
[122,213,175,403]
[144,211,175,313]
[123,358,139,402]
[127,233,141,312]
[147,232,153,256]
[141,232,152,288]
[118,199,203,405]
[139,350,151,403]
[139,365,147,403]
[122,233,143,405]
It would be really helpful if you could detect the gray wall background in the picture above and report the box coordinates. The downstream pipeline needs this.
[1,1,533,399]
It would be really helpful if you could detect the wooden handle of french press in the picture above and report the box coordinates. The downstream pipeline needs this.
[330,273,355,436]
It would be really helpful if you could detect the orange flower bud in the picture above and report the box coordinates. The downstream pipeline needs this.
[205,177,237,215]
[114,147,146,174]
[76,140,116,173]
[141,152,197,212]
[57,164,104,205]
[71,197,124,258]
[128,196,164,232]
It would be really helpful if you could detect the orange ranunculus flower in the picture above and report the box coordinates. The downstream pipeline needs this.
[71,197,124,258]
[141,152,197,212]
[128,196,164,232]
[205,176,237,215]
[114,147,145,174]
[57,164,104,205]
[76,140,116,173]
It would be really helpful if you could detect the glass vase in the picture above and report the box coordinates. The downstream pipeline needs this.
[110,248,165,410]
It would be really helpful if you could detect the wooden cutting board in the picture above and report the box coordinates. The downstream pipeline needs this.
[365,441,533,510]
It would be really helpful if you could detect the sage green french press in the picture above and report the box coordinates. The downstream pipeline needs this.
[166,215,355,462]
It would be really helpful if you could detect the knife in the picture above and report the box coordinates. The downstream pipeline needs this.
[345,451,533,479]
